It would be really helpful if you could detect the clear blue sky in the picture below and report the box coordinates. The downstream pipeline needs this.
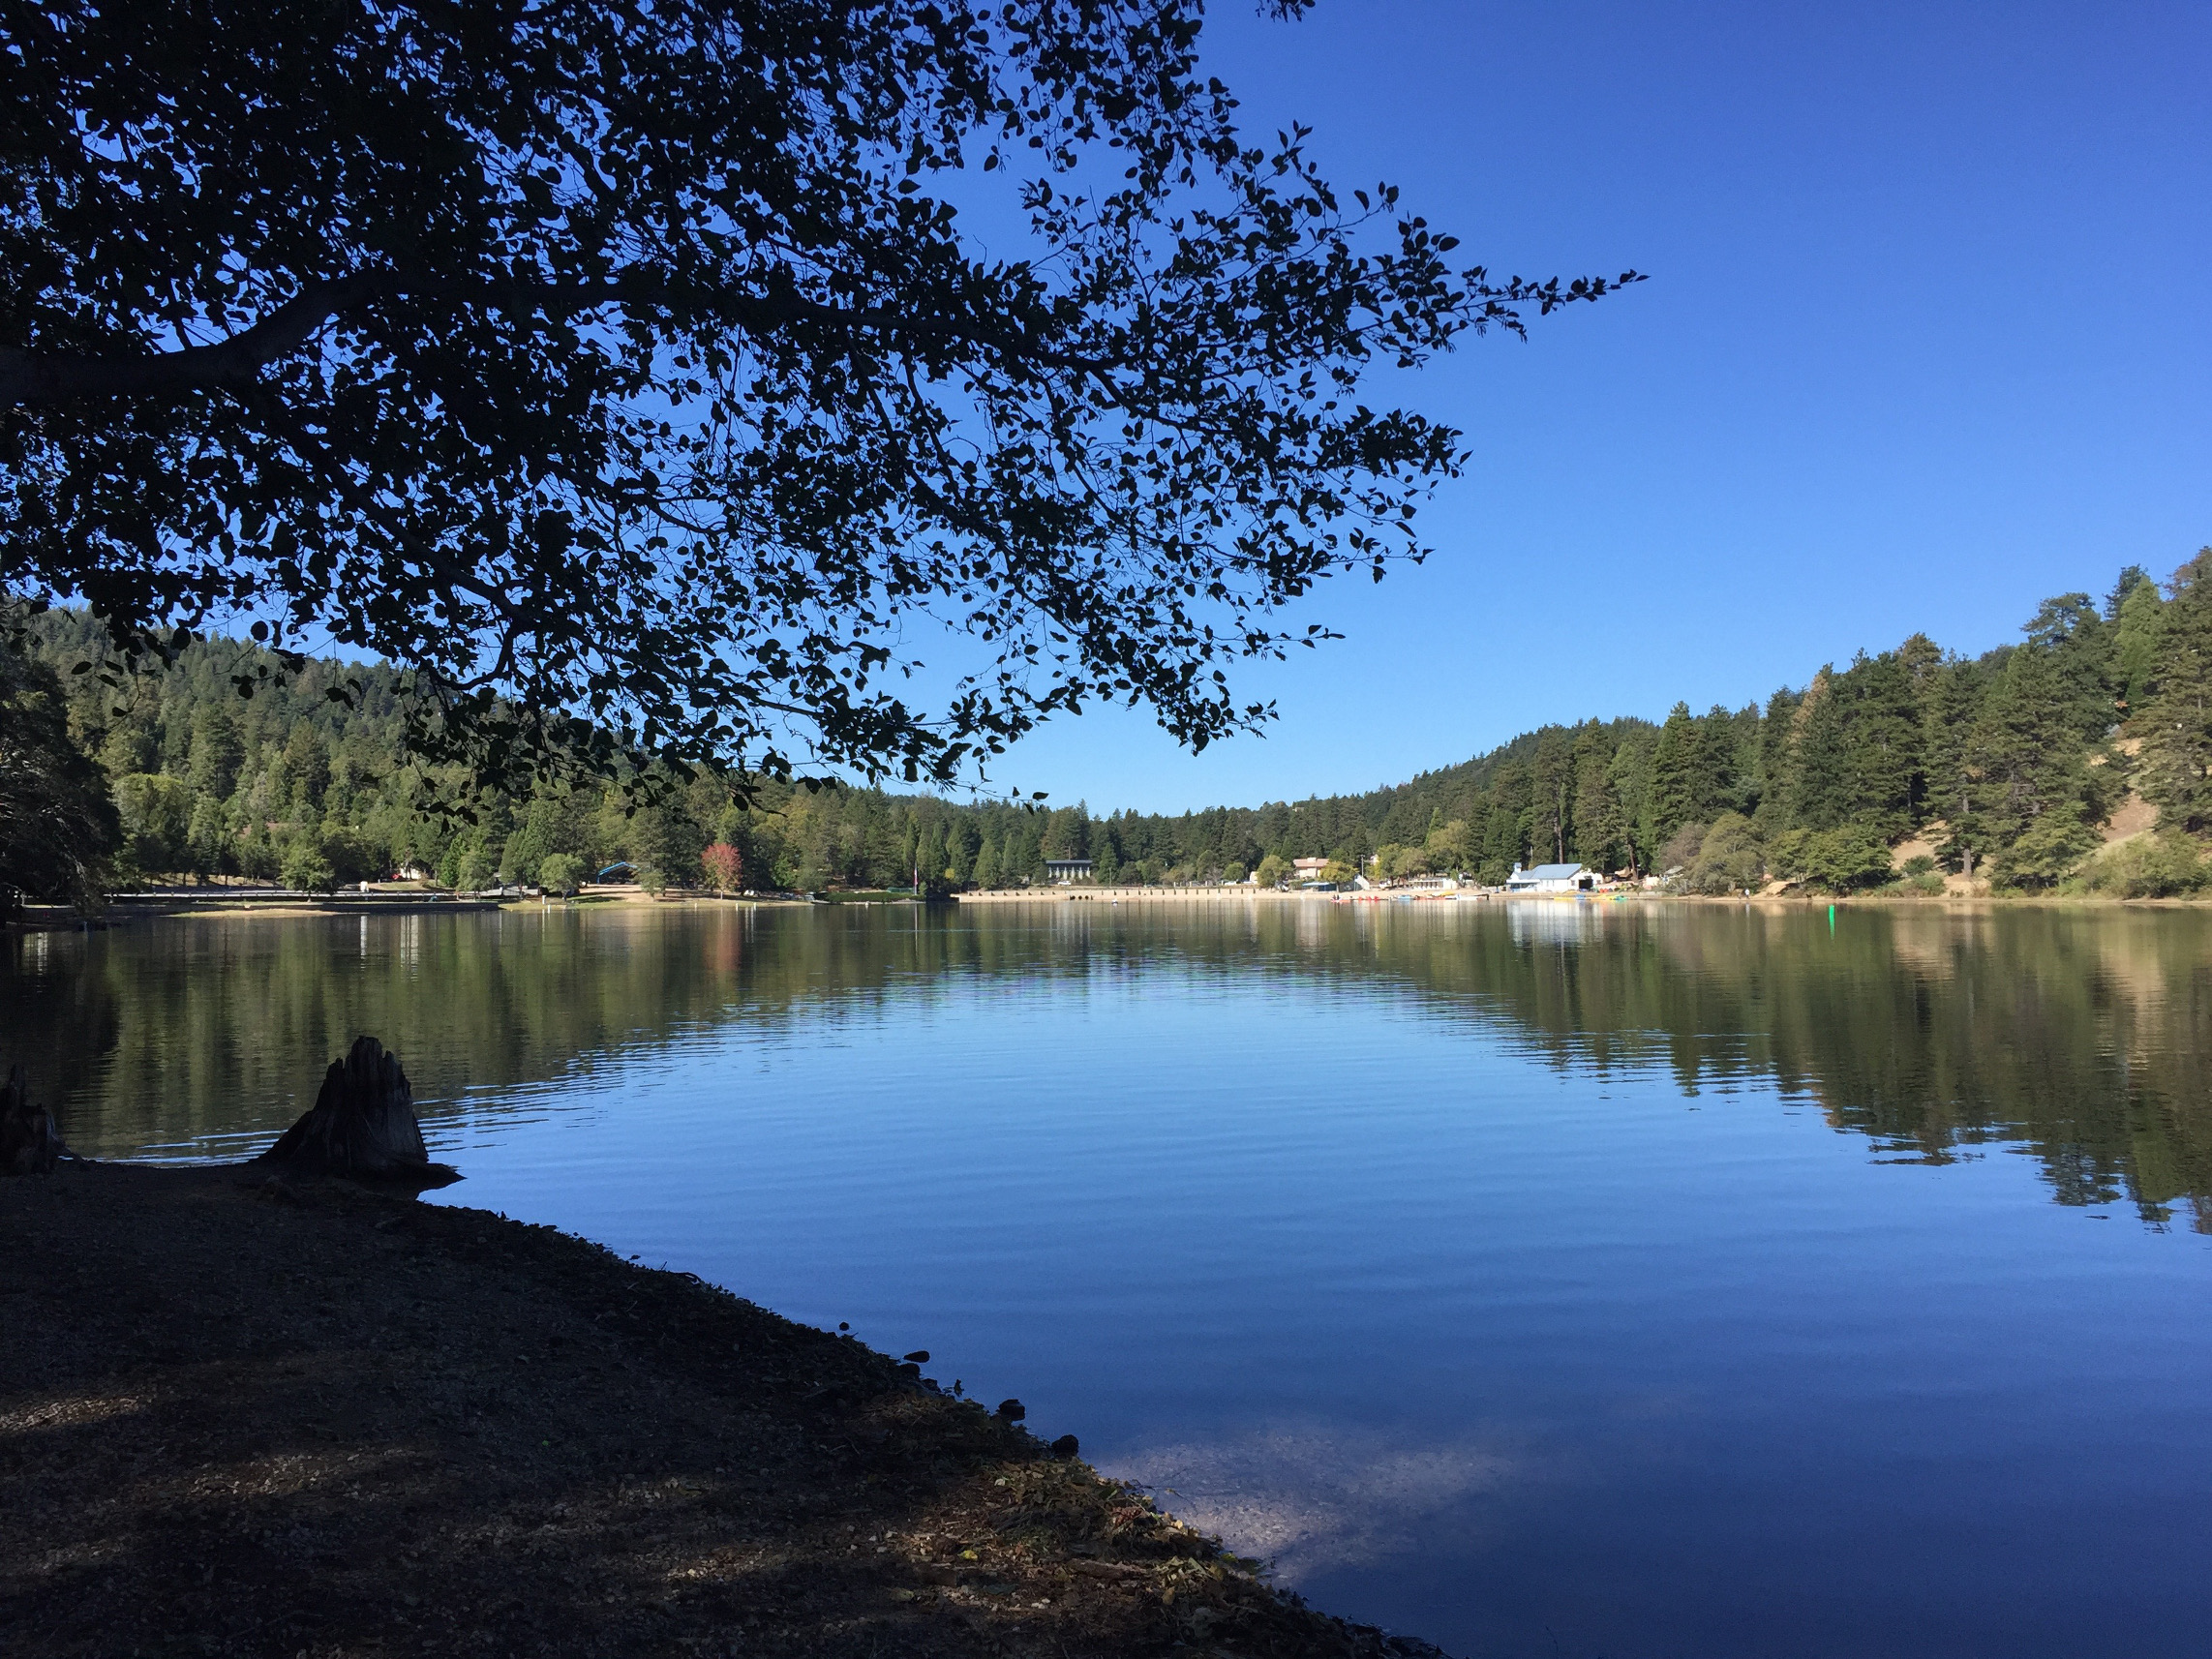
[984,0,2210,814]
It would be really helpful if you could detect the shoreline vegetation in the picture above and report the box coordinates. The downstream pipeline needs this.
[3,1160,1450,1659]
[9,549,2212,922]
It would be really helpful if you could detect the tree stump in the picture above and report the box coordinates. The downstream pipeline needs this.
[256,1037,457,1184]
[0,1067,67,1175]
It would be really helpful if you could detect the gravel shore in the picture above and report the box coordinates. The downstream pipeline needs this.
[1,1162,1446,1659]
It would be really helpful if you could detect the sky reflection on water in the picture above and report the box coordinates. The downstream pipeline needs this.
[7,900,2210,1657]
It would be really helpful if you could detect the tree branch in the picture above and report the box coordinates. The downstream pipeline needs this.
[1,273,397,405]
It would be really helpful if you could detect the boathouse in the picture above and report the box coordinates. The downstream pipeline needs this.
[1505,861,1594,893]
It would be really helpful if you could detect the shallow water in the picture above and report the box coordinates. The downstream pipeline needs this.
[8,899,2211,1658]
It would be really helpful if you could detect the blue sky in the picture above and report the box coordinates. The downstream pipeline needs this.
[981,0,2209,814]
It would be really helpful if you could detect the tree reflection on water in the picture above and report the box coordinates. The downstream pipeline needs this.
[8,900,2208,1228]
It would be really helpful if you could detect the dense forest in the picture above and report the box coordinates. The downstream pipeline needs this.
[6,548,2210,903]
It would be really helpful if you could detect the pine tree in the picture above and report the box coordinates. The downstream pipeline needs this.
[2105,565,2154,620]
[1844,650,1925,834]
[1647,703,1703,847]
[1607,730,1656,875]
[1956,641,2100,886]
[1570,730,1622,872]
[1755,687,1800,831]
[1693,705,1742,817]
[1921,655,1985,829]
[2138,549,2212,830]
[2021,591,2116,743]
[187,705,244,801]
[1787,670,1853,830]
[2111,575,2166,715]
[972,838,1000,890]
[1529,727,1574,863]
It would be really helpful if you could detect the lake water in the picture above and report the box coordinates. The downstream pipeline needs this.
[8,899,2210,1658]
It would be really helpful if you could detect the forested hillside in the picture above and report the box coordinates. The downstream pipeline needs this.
[7,549,2210,901]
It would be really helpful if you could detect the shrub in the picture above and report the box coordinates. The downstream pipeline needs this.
[1685,812,1765,894]
[1991,812,2101,890]
[1774,821,1893,893]
[2076,833,2208,898]
[638,865,668,896]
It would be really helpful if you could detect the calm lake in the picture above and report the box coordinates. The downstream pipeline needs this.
[8,899,2211,1658]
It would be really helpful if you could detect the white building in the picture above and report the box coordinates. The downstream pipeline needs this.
[1045,858,1094,883]
[1505,861,1593,893]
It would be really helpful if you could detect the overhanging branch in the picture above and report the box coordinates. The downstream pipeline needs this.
[1,273,398,405]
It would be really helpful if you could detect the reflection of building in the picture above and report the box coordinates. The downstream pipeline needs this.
[1507,902,1606,948]
[1045,858,1094,883]
[1505,861,1592,893]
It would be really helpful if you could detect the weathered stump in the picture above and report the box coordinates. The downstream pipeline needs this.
[256,1037,457,1184]
[0,1067,67,1174]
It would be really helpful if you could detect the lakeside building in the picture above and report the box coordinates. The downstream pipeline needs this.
[1505,861,1594,894]
[1045,858,1094,883]
[1398,876,1461,894]
[1291,857,1331,881]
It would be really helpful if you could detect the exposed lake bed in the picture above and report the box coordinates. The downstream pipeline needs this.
[8,901,2210,1657]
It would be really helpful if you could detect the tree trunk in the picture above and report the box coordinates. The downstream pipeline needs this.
[256,1037,457,1184]
[0,1067,67,1175]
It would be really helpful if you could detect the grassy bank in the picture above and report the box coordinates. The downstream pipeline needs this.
[0,1164,1444,1659]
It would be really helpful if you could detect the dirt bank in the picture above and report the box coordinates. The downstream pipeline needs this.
[0,1163,1444,1659]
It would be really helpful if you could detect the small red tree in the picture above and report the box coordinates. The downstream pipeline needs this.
[700,841,742,894]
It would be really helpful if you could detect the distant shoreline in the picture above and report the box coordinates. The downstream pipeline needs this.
[12,886,2208,934]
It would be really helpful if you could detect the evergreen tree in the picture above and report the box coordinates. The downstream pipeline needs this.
[971,838,1000,890]
[1529,727,1574,864]
[1843,649,1925,834]
[1482,759,1532,879]
[1755,687,1800,831]
[1694,705,1742,817]
[1921,654,1985,827]
[1606,730,1657,877]
[2111,575,2165,714]
[1787,670,1854,831]
[2105,565,2154,620]
[1955,641,2101,886]
[2021,591,2116,742]
[1647,703,1704,848]
[187,706,244,801]
[2138,549,2212,830]
[1572,733,1625,873]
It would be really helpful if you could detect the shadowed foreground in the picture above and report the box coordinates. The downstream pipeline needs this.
[0,1166,1443,1658]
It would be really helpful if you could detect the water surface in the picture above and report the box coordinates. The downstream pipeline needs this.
[8,899,2210,1658]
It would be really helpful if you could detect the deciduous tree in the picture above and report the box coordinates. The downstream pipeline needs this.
[3,0,1636,794]
[699,841,742,893]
